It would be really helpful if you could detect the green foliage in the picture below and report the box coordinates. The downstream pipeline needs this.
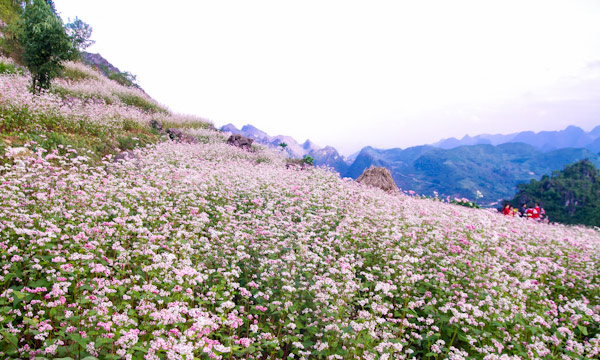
[0,0,25,59]
[505,159,600,226]
[60,64,99,82]
[161,119,213,130]
[116,93,168,114]
[116,135,141,151]
[65,17,94,56]
[0,0,24,24]
[0,101,158,163]
[99,63,139,88]
[303,154,314,166]
[20,0,74,93]
[0,59,23,75]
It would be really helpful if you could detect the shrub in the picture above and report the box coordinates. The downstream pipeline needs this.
[116,135,140,150]
[20,0,73,93]
[0,60,23,75]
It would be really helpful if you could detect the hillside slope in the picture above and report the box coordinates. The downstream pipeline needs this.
[1,59,600,359]
[0,56,212,161]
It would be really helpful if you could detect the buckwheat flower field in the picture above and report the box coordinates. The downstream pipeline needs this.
[0,62,599,359]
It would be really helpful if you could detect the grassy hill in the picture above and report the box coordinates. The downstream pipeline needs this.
[1,58,600,359]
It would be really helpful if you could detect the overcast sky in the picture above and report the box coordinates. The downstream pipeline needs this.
[54,0,600,155]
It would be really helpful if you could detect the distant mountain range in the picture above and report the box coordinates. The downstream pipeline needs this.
[221,123,350,173]
[347,144,600,205]
[433,125,600,152]
[222,124,600,205]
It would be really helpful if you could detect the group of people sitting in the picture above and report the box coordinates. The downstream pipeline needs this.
[502,203,544,220]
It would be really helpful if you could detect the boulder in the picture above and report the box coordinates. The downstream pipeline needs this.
[113,150,140,162]
[285,159,314,170]
[166,128,197,143]
[166,128,183,141]
[227,134,254,151]
[356,166,398,192]
[150,119,163,132]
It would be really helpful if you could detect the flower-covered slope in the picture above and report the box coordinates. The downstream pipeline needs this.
[0,59,599,359]
[1,138,599,359]
[0,58,212,161]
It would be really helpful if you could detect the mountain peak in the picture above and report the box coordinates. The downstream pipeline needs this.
[220,123,240,133]
[302,139,320,151]
[240,125,270,140]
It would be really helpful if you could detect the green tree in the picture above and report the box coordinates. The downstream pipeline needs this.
[0,0,26,59]
[65,17,94,55]
[20,0,72,93]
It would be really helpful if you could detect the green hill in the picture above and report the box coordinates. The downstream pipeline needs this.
[506,159,600,226]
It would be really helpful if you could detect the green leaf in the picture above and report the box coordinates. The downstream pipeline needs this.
[12,290,26,300]
[4,333,18,348]
[132,346,148,353]
[578,325,588,336]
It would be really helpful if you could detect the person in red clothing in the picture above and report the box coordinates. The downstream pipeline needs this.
[502,204,511,215]
[533,203,541,220]
[526,207,534,219]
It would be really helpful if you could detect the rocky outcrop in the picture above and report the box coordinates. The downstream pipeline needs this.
[285,158,314,170]
[219,124,330,160]
[356,166,398,192]
[82,52,122,77]
[227,134,254,151]
[166,128,197,143]
[150,119,163,132]
[113,150,140,162]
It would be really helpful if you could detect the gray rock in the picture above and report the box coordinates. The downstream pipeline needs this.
[166,128,197,143]
[113,150,140,162]
[150,119,163,132]
[356,166,398,192]
[285,159,314,170]
[227,134,254,151]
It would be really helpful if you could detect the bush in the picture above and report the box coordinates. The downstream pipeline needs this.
[0,60,23,75]
[116,135,140,150]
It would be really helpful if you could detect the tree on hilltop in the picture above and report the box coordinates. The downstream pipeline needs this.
[19,0,72,93]
[65,17,95,56]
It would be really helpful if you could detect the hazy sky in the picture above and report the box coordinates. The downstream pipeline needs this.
[54,0,600,155]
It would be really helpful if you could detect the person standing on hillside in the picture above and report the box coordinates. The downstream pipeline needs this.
[502,204,511,215]
[534,203,542,220]
[520,204,528,218]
